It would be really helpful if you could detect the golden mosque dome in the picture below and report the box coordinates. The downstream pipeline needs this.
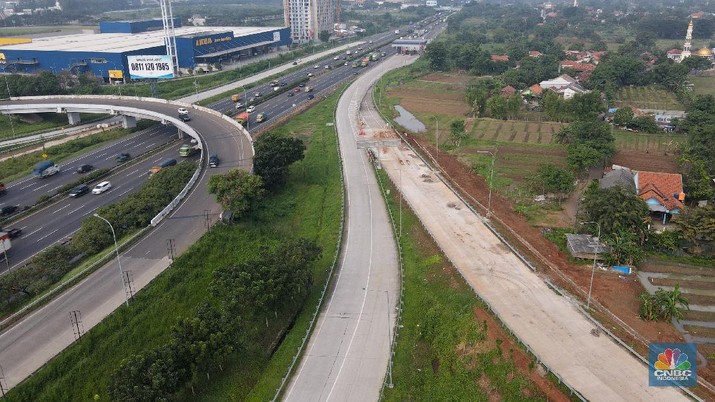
[695,47,713,57]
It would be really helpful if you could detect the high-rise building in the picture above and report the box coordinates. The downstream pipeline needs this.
[284,0,335,43]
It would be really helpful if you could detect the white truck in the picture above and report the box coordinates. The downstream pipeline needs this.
[33,160,60,178]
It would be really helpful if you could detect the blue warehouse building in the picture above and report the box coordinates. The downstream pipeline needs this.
[0,19,291,80]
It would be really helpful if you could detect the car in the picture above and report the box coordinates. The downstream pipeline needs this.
[324,65,330,69]
[179,113,191,122]
[92,181,112,194]
[209,154,220,168]
[307,94,314,100]
[292,61,298,65]
[7,228,21,239]
[353,72,359,75]
[333,56,339,60]
[177,107,189,115]
[235,101,244,110]
[287,92,294,97]
[0,205,18,216]
[313,64,319,69]
[294,87,301,93]
[299,83,305,87]
[254,92,261,97]
[344,61,349,66]
[76,164,93,174]
[68,183,89,197]
[116,153,131,163]
[307,72,313,77]
[280,82,287,86]
[248,96,256,103]
[246,105,256,113]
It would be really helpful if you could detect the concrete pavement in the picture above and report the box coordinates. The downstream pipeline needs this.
[283,52,405,402]
[356,64,689,401]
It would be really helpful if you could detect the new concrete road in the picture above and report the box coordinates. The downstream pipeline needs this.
[284,54,410,402]
[0,98,252,389]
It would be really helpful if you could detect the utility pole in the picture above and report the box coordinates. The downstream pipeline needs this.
[70,310,84,341]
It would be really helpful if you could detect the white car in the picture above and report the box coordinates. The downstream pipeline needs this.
[246,105,256,113]
[235,101,244,109]
[313,65,319,69]
[307,72,313,77]
[333,56,339,60]
[177,107,189,115]
[92,181,112,194]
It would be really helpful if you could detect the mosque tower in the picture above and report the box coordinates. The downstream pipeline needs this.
[682,19,693,59]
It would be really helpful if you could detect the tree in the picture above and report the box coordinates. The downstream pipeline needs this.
[603,229,644,266]
[253,134,306,189]
[108,345,187,401]
[674,205,715,256]
[208,169,265,218]
[318,30,331,43]
[486,95,508,120]
[568,91,606,121]
[425,41,449,71]
[629,116,659,133]
[639,284,689,322]
[529,164,574,198]
[448,119,468,147]
[580,184,650,242]
[566,143,604,172]
[613,108,634,127]
[506,93,521,119]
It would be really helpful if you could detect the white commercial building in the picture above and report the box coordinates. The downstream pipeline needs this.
[284,0,335,43]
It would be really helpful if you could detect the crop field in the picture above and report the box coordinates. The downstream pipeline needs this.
[471,118,564,144]
[613,86,684,111]
[689,75,715,96]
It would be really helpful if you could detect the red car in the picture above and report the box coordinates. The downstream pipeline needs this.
[293,87,301,93]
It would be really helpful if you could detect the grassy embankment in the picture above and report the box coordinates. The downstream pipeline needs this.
[0,113,109,141]
[6,89,343,401]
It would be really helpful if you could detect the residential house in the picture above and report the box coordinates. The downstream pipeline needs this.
[491,54,509,62]
[500,85,517,97]
[539,74,578,90]
[522,83,543,97]
[600,166,635,191]
[529,50,543,58]
[635,171,686,223]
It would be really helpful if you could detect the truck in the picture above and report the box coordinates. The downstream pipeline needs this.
[179,144,200,157]
[304,85,313,93]
[33,160,60,178]
[360,57,370,67]
[369,52,380,61]
[0,231,11,261]
[235,112,250,127]
[351,60,360,68]
[148,158,177,176]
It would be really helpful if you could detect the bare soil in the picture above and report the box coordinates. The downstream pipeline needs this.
[612,148,679,173]
[473,308,570,402]
[405,134,715,394]
[418,72,472,85]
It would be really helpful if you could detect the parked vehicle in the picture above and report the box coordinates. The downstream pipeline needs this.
[116,153,131,163]
[68,184,90,197]
[1,205,18,215]
[209,154,220,168]
[33,160,60,178]
[148,158,177,176]
[76,164,93,174]
[255,112,268,123]
[179,144,200,157]
[92,181,112,194]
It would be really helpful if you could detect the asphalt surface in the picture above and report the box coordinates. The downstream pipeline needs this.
[284,55,407,402]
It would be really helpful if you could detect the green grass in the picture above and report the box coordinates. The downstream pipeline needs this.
[6,89,343,401]
[688,76,715,96]
[612,129,685,153]
[613,86,684,110]
[0,113,109,141]
[376,169,548,401]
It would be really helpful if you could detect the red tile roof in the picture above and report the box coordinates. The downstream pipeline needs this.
[637,171,685,211]
[500,85,517,96]
[491,54,509,62]
[529,50,543,58]
[667,49,682,55]
[560,60,596,71]
[528,84,543,95]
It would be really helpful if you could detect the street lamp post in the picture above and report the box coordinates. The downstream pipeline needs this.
[476,149,497,218]
[581,221,601,310]
[94,213,129,306]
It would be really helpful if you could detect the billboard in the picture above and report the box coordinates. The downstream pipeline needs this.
[127,55,174,79]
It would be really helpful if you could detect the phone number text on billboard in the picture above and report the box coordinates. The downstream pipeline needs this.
[127,55,174,79]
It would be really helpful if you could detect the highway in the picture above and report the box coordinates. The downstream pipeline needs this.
[0,24,423,392]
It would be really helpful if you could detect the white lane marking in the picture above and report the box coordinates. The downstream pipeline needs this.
[97,153,107,158]
[36,229,58,243]
[25,227,43,237]
[52,204,70,214]
[127,169,140,176]
[19,183,34,191]
[67,205,85,215]
[118,188,132,197]
[82,208,96,216]
[105,155,115,160]
[32,183,50,192]
[50,185,63,192]
[145,144,155,148]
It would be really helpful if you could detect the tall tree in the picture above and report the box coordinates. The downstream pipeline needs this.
[425,41,449,71]
[253,134,306,189]
[208,169,265,218]
[580,184,650,242]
